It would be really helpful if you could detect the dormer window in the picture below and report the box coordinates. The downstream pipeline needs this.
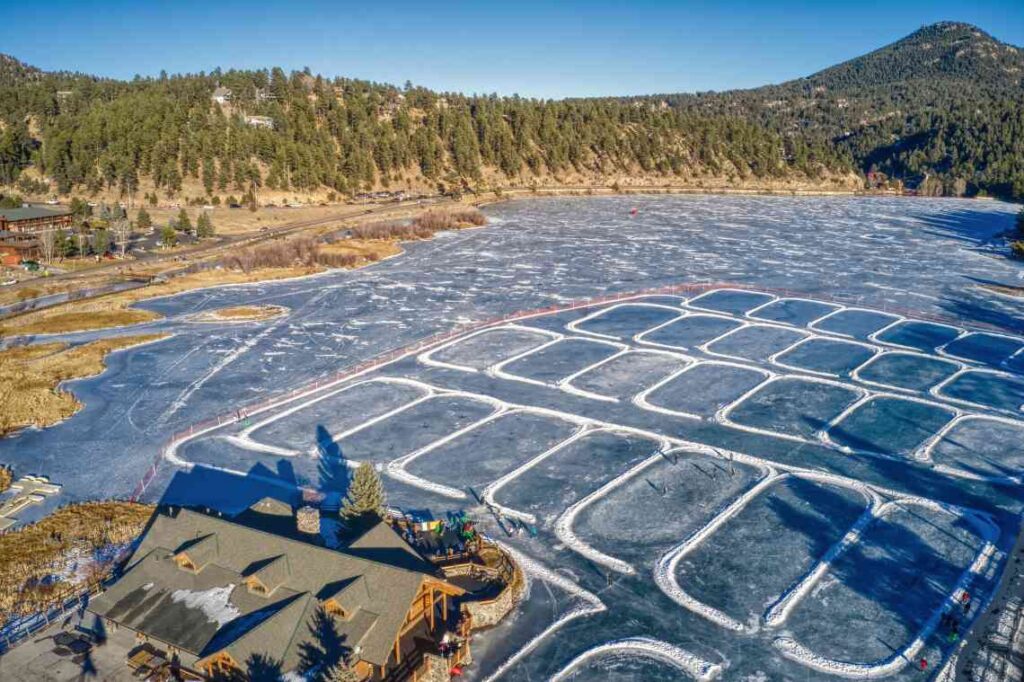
[322,599,347,619]
[246,578,269,596]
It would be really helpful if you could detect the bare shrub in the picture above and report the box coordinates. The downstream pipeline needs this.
[412,208,486,230]
[221,237,320,273]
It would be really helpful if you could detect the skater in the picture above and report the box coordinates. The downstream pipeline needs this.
[918,657,927,672]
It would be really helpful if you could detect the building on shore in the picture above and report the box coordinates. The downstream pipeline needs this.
[0,206,74,234]
[0,230,41,266]
[86,501,484,681]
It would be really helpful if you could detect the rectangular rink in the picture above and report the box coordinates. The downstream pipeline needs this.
[426,327,552,370]
[828,396,955,457]
[676,476,869,628]
[567,351,689,400]
[749,298,839,327]
[247,380,425,453]
[726,378,861,440]
[332,395,495,463]
[775,338,876,377]
[939,370,1024,413]
[704,325,807,362]
[498,337,620,384]
[638,314,742,351]
[571,452,763,569]
[572,303,682,339]
[930,417,1024,481]
[687,289,775,315]
[855,352,960,392]
[643,363,767,418]
[943,333,1023,366]
[811,308,901,340]
[875,320,962,352]
[490,430,661,521]
[780,503,985,666]
[404,411,578,492]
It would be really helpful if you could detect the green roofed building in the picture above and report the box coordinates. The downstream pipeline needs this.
[0,206,73,233]
[87,502,468,681]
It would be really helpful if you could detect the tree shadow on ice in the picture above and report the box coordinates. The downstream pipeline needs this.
[765,477,866,560]
[783,510,967,639]
[160,465,299,516]
[316,424,351,494]
[914,208,1016,249]
[938,290,1024,339]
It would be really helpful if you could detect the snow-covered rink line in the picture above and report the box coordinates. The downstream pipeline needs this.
[168,290,1022,681]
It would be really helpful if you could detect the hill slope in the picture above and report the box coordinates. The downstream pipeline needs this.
[643,22,1024,197]
[1,22,1022,203]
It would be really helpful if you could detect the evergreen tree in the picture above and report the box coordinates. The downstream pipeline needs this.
[136,208,152,231]
[339,463,386,531]
[196,211,214,238]
[175,208,192,233]
[160,224,177,247]
[93,228,110,256]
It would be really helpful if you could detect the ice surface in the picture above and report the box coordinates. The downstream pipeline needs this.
[638,314,742,350]
[775,338,876,376]
[705,325,808,362]
[3,195,1023,680]
[567,351,689,400]
[829,397,956,457]
[876,321,962,353]
[573,304,682,339]
[939,370,1024,413]
[644,363,767,417]
[727,377,861,439]
[856,353,961,392]
[812,309,901,339]
[943,333,1024,367]
[749,298,840,326]
[930,417,1024,481]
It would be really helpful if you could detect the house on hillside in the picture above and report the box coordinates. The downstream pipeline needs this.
[87,502,476,681]
[244,115,274,129]
[212,86,232,104]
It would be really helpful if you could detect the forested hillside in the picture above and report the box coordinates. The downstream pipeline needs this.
[637,22,1024,199]
[0,21,1021,203]
[0,59,850,203]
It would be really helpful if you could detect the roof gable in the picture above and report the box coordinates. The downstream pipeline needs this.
[93,507,458,670]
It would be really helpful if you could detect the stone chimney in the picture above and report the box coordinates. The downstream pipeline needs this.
[296,505,320,535]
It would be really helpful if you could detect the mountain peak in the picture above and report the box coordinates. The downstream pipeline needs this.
[801,21,1022,90]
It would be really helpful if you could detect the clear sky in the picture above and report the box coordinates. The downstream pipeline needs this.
[2,0,1022,98]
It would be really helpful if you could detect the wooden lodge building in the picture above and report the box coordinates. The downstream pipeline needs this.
[87,502,472,681]
[0,206,73,266]
[0,206,73,233]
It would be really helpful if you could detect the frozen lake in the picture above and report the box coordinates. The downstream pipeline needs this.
[2,195,1024,679]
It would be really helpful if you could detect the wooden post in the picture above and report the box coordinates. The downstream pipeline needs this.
[442,592,447,626]
[427,588,435,631]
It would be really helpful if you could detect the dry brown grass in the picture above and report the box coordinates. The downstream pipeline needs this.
[0,501,154,625]
[0,205,485,337]
[220,236,401,273]
[0,267,316,336]
[317,239,402,264]
[146,204,349,237]
[0,334,167,436]
[0,465,11,494]
[192,304,290,323]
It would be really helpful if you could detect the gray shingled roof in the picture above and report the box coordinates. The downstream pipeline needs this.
[89,507,452,670]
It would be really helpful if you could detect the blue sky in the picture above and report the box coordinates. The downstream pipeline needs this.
[2,1,1022,98]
